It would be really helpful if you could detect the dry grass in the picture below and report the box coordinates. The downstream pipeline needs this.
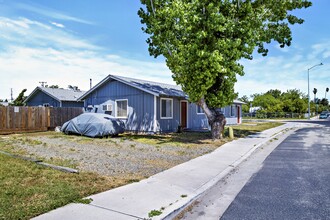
[0,121,283,219]
[0,153,138,220]
[123,121,283,145]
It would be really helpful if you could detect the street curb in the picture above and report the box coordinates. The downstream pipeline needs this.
[159,125,294,220]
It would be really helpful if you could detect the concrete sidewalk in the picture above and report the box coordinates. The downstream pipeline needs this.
[33,122,310,220]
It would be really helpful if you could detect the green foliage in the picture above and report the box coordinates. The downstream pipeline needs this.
[315,98,329,113]
[138,0,311,108]
[320,98,329,106]
[11,89,27,106]
[0,154,117,220]
[250,89,313,114]
[73,198,93,204]
[148,209,162,217]
[238,95,250,113]
[266,89,282,99]
[253,93,282,112]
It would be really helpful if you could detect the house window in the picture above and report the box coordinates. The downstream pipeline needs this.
[230,105,236,117]
[160,98,173,119]
[102,104,113,112]
[116,99,128,118]
[197,105,204,114]
[43,103,50,107]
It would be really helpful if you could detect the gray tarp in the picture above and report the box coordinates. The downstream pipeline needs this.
[61,113,125,137]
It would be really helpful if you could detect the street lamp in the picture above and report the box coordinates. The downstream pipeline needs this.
[307,63,323,119]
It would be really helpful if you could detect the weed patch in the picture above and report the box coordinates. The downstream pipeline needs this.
[148,209,162,217]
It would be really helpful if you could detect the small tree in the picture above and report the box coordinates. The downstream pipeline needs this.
[11,89,27,106]
[139,0,311,139]
[238,95,250,113]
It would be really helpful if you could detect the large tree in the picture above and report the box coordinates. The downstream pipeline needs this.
[281,89,307,113]
[138,0,311,139]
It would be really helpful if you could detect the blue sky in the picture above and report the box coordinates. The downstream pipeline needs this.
[0,0,329,101]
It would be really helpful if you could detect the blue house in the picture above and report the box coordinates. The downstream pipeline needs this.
[25,87,85,107]
[78,75,244,133]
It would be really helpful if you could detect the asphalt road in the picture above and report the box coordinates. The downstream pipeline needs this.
[221,121,330,220]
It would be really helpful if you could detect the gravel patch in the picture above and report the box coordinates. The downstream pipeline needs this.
[0,132,221,177]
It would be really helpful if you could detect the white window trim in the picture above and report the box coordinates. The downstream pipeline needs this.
[196,105,204,115]
[160,98,173,119]
[115,99,128,118]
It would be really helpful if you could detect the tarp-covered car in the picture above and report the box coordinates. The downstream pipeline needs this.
[61,113,125,137]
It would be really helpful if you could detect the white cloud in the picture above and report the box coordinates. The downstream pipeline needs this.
[51,22,65,28]
[0,16,173,99]
[0,17,98,50]
[236,41,330,98]
[14,2,93,25]
[0,45,172,99]
[0,15,329,104]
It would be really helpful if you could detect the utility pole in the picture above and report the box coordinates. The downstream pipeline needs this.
[10,88,13,102]
[307,63,323,119]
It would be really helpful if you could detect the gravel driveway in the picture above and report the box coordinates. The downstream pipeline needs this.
[0,132,221,178]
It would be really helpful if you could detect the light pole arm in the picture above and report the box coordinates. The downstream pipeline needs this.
[307,63,323,120]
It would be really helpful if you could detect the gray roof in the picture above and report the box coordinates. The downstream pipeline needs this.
[233,100,246,105]
[79,74,244,104]
[113,75,186,97]
[79,74,187,100]
[25,87,86,103]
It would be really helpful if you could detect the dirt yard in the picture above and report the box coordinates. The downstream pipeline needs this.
[0,131,224,179]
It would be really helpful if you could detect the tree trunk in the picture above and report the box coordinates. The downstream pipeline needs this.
[198,98,226,140]
[209,112,226,139]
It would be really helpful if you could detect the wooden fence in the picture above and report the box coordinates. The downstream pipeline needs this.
[0,106,83,134]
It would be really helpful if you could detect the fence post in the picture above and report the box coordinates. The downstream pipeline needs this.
[47,107,51,129]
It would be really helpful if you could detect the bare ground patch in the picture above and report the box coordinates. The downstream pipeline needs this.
[0,131,223,178]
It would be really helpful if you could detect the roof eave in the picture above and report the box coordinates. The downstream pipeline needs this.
[24,87,61,103]
[39,88,62,102]
[109,75,160,96]
[24,87,39,103]
[78,74,160,100]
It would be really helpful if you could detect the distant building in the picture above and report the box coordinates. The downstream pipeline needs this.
[0,101,9,106]
[25,87,85,107]
[249,106,261,113]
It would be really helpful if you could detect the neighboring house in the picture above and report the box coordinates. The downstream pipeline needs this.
[249,106,261,113]
[78,75,244,133]
[25,87,85,107]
